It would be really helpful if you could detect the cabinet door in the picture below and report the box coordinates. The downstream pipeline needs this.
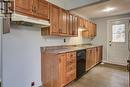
[59,54,66,87]
[50,4,59,35]
[82,30,89,38]
[88,22,93,37]
[93,23,97,37]
[95,46,102,64]
[83,21,91,38]
[59,9,68,35]
[69,14,73,35]
[99,46,103,62]
[95,47,99,64]
[14,0,33,15]
[85,20,89,29]
[92,48,96,66]
[65,52,76,85]
[66,12,70,35]
[86,49,91,69]
[35,0,49,20]
[73,16,78,36]
[79,17,84,27]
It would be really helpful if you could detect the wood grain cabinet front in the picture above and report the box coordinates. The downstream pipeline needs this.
[59,9,68,36]
[33,0,49,20]
[86,46,103,70]
[41,51,76,87]
[73,16,78,36]
[12,0,49,20]
[65,52,76,85]
[68,14,78,36]
[49,4,60,35]
[82,21,97,38]
[13,0,33,15]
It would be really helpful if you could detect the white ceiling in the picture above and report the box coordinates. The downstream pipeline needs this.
[71,0,130,18]
[47,0,105,10]
[47,0,130,19]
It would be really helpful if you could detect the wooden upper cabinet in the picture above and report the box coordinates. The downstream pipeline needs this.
[69,14,73,35]
[78,17,84,28]
[85,20,89,29]
[13,0,49,20]
[66,12,70,35]
[59,9,68,35]
[82,21,97,38]
[89,22,97,37]
[34,0,49,20]
[68,14,78,36]
[93,23,97,36]
[49,4,60,35]
[14,0,33,15]
[73,16,78,36]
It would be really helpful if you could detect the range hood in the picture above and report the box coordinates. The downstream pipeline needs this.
[11,14,50,28]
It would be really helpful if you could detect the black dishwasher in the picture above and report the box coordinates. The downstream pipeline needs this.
[76,49,86,79]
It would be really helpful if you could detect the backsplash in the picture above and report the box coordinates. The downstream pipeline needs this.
[41,31,92,46]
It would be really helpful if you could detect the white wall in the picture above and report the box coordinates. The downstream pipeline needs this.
[2,25,91,87]
[91,14,130,62]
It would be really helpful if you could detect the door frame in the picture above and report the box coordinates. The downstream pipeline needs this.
[106,17,130,65]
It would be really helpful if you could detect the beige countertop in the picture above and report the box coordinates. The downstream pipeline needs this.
[41,44,103,54]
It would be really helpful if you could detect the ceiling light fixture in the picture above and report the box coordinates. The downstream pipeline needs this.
[102,7,116,12]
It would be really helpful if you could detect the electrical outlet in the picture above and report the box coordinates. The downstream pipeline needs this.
[64,39,66,43]
[31,82,35,87]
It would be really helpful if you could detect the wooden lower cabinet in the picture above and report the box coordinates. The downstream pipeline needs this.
[65,52,76,84]
[86,48,92,69]
[41,51,76,87]
[86,46,103,70]
[95,46,103,63]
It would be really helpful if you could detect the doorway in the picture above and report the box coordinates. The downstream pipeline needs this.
[107,18,129,66]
